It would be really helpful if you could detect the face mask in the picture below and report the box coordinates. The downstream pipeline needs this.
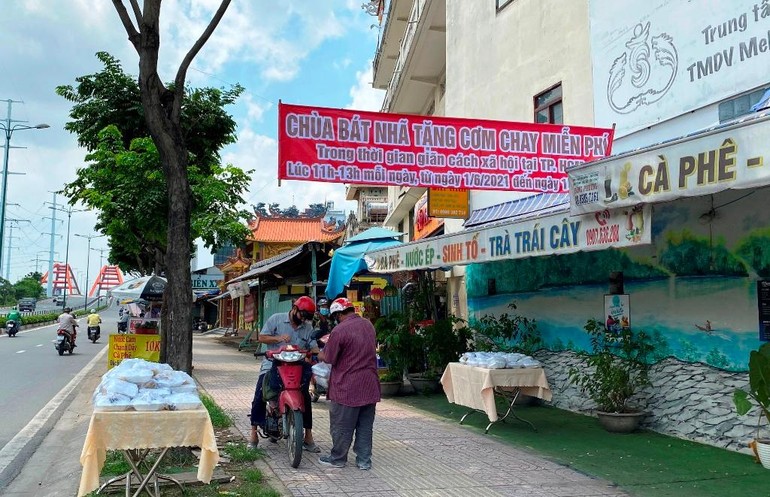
[320,308,329,316]
[292,311,304,325]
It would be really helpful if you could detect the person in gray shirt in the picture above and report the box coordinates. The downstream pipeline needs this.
[249,296,320,451]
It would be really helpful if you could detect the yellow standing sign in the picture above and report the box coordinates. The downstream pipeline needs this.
[108,334,161,369]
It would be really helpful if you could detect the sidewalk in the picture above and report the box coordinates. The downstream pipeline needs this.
[193,333,628,497]
[3,332,628,496]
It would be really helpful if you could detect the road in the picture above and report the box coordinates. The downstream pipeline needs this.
[0,309,116,450]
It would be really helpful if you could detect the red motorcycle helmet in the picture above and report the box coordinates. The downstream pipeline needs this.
[295,296,316,312]
[329,297,354,316]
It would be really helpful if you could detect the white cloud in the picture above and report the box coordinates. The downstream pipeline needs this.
[347,61,385,111]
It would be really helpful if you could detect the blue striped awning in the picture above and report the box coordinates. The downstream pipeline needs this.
[463,193,570,228]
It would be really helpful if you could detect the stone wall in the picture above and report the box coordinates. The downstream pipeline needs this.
[534,350,760,453]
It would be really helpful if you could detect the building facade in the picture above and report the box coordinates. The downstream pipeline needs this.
[369,0,770,451]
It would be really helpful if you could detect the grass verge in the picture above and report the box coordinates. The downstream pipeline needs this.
[95,396,278,496]
[392,393,769,497]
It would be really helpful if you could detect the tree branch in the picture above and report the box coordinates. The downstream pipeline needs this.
[172,0,232,121]
[111,0,141,51]
[128,0,142,26]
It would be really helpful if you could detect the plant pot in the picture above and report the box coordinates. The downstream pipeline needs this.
[379,380,402,397]
[596,410,646,433]
[756,438,770,469]
[407,374,440,394]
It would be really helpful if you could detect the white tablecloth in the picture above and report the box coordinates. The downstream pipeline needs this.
[78,407,219,496]
[440,362,552,422]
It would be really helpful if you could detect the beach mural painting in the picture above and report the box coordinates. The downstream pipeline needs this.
[467,188,769,372]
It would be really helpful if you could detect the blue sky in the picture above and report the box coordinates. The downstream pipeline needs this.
[0,1,384,285]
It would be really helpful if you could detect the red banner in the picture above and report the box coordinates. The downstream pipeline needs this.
[278,103,614,193]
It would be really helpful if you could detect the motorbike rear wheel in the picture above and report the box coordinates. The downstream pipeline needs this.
[285,410,304,468]
[57,344,64,356]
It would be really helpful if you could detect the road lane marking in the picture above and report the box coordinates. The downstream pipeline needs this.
[36,344,43,347]
[0,346,107,479]
[15,350,24,354]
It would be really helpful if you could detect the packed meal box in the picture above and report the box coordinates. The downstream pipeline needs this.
[92,358,202,412]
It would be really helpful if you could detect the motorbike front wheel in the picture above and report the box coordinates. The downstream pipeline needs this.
[285,410,304,468]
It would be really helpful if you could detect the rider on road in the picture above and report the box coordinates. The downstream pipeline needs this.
[87,309,101,329]
[6,306,22,334]
[57,307,79,347]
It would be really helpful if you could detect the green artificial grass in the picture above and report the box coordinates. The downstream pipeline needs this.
[393,394,769,497]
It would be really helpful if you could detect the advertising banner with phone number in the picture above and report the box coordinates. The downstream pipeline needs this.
[366,204,651,273]
[278,103,615,193]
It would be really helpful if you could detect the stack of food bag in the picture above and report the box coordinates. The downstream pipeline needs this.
[459,352,542,369]
[93,358,202,412]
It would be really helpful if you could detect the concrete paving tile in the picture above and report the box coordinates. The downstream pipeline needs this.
[191,335,631,497]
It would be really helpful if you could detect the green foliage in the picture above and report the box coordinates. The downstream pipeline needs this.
[659,230,747,276]
[201,393,232,429]
[419,316,472,374]
[733,342,770,427]
[57,53,252,275]
[469,302,541,354]
[223,442,262,463]
[569,319,654,413]
[14,273,44,300]
[375,312,423,375]
[378,369,403,382]
[735,229,770,277]
[466,250,666,297]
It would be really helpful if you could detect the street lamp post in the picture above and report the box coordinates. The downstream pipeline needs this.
[0,101,48,277]
[75,233,105,311]
[52,206,85,310]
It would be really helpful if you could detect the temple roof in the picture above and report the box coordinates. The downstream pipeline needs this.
[248,216,345,243]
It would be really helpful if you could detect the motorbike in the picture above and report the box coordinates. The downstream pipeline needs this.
[55,329,74,355]
[87,325,101,343]
[117,321,128,334]
[193,317,208,332]
[261,345,312,468]
[6,320,18,338]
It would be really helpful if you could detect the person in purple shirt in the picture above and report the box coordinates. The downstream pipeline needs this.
[317,297,381,469]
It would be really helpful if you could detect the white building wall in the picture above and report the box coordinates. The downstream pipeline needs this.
[445,0,593,213]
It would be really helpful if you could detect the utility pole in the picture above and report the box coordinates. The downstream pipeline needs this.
[4,218,29,280]
[48,204,86,309]
[44,192,61,298]
[0,100,48,277]
[36,250,57,273]
[75,233,105,311]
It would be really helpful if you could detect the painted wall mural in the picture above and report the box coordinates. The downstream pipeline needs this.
[467,188,769,371]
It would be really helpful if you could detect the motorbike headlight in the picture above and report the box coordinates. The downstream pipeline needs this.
[276,351,304,362]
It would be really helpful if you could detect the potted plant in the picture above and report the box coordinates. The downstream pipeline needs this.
[374,312,421,394]
[733,342,770,469]
[378,369,403,397]
[408,316,472,394]
[470,302,542,355]
[568,318,654,433]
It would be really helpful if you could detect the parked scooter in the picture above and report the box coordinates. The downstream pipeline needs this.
[5,320,18,338]
[87,325,101,343]
[117,321,128,334]
[55,329,74,355]
[261,344,312,468]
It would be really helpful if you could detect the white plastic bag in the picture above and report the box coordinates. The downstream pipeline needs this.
[311,362,331,379]
[167,392,202,410]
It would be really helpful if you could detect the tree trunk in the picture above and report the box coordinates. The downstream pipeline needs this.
[111,0,231,373]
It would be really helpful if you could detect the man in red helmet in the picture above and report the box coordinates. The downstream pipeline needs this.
[317,297,381,469]
[248,296,321,451]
